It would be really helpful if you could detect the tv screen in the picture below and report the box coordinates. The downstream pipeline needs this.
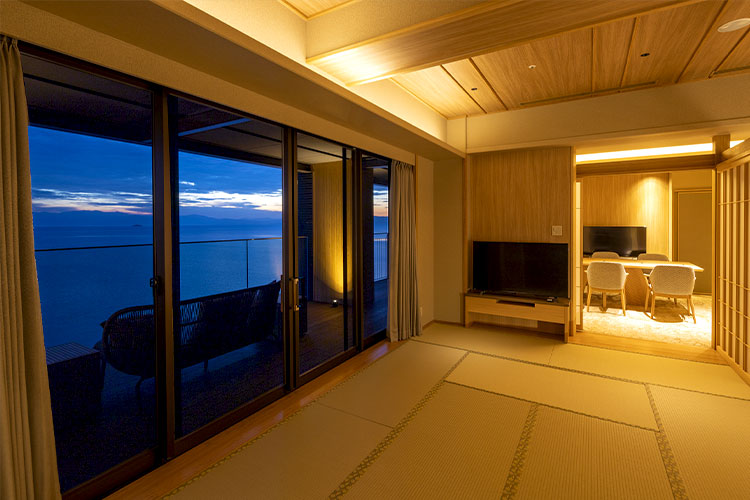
[583,226,646,257]
[472,241,568,299]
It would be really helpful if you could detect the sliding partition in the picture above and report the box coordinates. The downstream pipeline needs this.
[21,44,388,498]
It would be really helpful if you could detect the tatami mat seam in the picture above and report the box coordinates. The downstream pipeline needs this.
[315,401,395,429]
[645,384,689,500]
[500,403,539,499]
[161,401,315,498]
[328,352,471,498]
[413,338,750,401]
[445,380,658,432]
[561,338,721,365]
[160,341,411,498]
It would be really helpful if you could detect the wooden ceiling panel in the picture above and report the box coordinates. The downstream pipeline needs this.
[593,18,635,91]
[622,1,724,86]
[442,59,507,113]
[308,0,694,84]
[473,29,592,108]
[716,30,750,75]
[393,66,483,118]
[280,0,353,18]
[680,0,750,81]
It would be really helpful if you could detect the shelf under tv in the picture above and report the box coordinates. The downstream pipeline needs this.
[464,292,570,340]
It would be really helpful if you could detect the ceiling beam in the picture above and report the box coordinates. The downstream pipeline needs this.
[576,154,715,177]
[308,0,698,85]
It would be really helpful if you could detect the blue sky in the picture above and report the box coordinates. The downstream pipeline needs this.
[29,126,283,220]
[29,126,387,220]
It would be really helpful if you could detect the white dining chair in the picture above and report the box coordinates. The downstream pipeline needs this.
[646,265,697,323]
[638,253,669,261]
[586,261,628,316]
[591,251,620,259]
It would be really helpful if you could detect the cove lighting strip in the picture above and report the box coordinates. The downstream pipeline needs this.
[576,140,742,163]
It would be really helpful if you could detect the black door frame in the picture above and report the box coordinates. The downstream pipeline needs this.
[19,41,388,500]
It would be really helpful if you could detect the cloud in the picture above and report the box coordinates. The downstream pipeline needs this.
[32,188,151,215]
[31,187,284,215]
[373,189,388,217]
[179,189,283,212]
[180,181,196,186]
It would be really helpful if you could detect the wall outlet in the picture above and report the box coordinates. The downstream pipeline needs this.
[552,225,563,236]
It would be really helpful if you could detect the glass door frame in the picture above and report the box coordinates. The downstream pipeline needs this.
[20,40,388,500]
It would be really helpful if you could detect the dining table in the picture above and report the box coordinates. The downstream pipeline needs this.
[582,257,704,310]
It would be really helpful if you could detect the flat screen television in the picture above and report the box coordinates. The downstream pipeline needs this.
[583,226,646,257]
[472,241,568,299]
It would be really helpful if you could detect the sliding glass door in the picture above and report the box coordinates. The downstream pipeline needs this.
[173,96,286,442]
[24,52,157,493]
[362,155,390,341]
[21,44,389,499]
[295,133,355,378]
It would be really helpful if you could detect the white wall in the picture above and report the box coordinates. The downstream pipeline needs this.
[416,156,435,326]
[433,158,464,323]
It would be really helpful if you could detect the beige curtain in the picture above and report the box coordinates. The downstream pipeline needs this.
[387,160,421,341]
[0,37,61,499]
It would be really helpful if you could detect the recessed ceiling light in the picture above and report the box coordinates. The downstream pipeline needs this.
[528,64,536,70]
[718,18,750,32]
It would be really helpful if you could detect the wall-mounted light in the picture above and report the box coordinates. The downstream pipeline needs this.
[576,140,743,163]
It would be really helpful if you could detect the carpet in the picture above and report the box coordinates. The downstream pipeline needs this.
[446,353,657,429]
[583,294,712,347]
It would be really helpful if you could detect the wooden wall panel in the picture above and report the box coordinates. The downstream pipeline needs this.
[581,173,670,256]
[717,153,750,376]
[468,147,572,244]
[466,146,573,332]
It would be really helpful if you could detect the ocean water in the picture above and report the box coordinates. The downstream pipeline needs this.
[35,219,387,349]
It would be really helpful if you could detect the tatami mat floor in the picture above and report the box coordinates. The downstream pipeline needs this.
[166,323,750,500]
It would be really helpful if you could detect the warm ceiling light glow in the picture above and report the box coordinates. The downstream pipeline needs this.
[576,141,743,163]
[718,18,750,32]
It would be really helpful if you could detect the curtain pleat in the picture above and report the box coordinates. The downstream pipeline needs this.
[0,36,61,500]
[387,160,420,342]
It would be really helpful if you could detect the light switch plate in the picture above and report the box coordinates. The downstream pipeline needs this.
[552,225,563,236]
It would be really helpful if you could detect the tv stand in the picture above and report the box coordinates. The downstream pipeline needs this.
[464,292,570,340]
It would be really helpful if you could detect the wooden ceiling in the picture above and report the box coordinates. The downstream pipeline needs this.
[280,0,353,19]
[307,0,750,119]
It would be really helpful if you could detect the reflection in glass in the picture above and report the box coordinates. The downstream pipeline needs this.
[25,51,156,492]
[175,98,284,437]
[297,134,354,374]
[363,156,390,338]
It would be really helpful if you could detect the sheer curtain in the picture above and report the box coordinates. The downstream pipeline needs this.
[387,160,421,341]
[0,37,61,499]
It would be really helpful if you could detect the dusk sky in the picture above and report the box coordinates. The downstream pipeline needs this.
[29,126,283,221]
[29,126,388,221]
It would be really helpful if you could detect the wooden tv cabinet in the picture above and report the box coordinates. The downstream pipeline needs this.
[464,293,570,339]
